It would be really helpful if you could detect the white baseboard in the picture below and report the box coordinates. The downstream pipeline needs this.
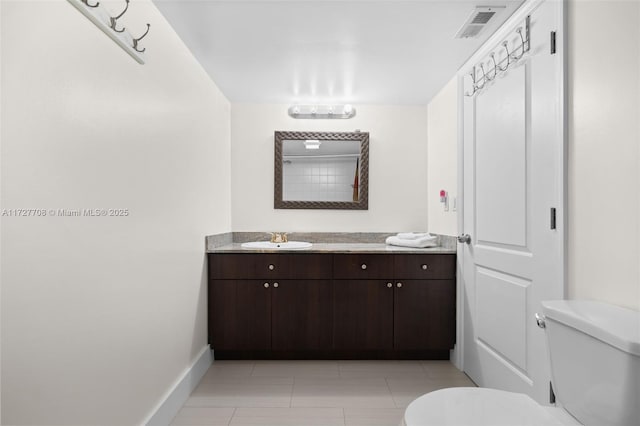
[142,345,213,426]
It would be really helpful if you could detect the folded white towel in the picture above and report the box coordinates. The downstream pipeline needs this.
[396,232,430,240]
[385,234,438,248]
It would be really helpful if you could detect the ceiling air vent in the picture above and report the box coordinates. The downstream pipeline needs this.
[455,6,505,39]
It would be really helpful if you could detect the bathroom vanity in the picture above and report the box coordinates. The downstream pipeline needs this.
[207,242,456,360]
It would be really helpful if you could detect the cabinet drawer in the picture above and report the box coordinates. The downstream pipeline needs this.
[393,254,456,279]
[209,253,332,279]
[287,254,333,279]
[333,254,394,279]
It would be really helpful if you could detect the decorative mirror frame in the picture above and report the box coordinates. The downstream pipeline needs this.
[274,131,369,210]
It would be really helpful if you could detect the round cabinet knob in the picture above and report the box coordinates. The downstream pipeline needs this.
[268,264,275,271]
[421,264,428,270]
[361,264,367,270]
[273,282,279,288]
[396,282,403,288]
[387,282,393,288]
[263,282,270,288]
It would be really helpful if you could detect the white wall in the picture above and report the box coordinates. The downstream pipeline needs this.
[0,1,231,424]
[230,104,429,232]
[567,0,640,310]
[427,77,458,236]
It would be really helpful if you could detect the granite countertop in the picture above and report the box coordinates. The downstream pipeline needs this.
[208,242,455,254]
[206,232,457,254]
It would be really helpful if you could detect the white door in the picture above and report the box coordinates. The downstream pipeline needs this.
[459,0,565,404]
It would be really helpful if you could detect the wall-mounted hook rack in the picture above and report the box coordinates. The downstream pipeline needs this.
[67,0,148,65]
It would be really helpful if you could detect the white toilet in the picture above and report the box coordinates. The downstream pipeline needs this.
[403,300,640,426]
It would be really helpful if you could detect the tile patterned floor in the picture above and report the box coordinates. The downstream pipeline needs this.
[170,360,476,426]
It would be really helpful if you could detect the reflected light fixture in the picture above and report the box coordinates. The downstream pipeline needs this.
[304,140,322,150]
[288,104,356,119]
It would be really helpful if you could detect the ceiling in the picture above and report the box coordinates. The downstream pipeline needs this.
[154,0,524,105]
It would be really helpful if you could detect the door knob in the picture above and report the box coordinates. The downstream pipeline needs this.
[396,282,403,288]
[387,282,393,288]
[263,283,270,288]
[457,234,471,244]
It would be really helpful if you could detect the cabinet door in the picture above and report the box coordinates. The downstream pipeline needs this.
[333,280,393,350]
[209,280,271,350]
[271,280,333,351]
[393,280,455,350]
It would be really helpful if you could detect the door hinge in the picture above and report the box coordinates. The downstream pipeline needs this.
[550,207,557,230]
[550,31,557,54]
[550,381,556,404]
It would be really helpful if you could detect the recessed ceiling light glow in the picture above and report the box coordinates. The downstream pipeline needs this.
[304,140,322,150]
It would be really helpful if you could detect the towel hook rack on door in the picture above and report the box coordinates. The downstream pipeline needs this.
[464,15,530,97]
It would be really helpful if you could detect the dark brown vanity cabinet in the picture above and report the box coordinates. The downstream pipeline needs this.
[332,254,456,353]
[208,252,456,359]
[208,254,333,353]
[332,254,394,350]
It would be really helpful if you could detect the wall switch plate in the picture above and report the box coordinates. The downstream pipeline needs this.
[452,197,457,212]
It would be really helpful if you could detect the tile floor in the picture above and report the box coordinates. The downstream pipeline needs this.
[170,360,476,426]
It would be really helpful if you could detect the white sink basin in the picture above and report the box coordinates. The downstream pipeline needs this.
[241,241,313,250]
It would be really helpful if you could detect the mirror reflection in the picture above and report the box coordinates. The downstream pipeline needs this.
[282,139,361,202]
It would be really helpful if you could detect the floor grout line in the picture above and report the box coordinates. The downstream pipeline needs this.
[227,407,237,426]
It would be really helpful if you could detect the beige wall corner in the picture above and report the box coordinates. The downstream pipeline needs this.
[427,77,458,236]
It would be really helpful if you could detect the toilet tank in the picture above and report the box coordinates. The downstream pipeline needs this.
[542,300,640,426]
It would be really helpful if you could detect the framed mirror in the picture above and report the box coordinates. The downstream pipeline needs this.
[274,131,369,210]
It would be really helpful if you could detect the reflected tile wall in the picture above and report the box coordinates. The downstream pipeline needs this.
[283,157,357,202]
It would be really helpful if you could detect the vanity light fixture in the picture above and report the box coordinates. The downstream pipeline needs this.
[304,140,322,150]
[288,104,356,119]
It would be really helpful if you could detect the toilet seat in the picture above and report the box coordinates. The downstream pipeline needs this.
[403,387,574,426]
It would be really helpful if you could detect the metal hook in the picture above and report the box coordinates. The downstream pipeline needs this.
[81,0,99,7]
[476,65,486,89]
[464,69,477,97]
[483,61,495,82]
[512,27,526,60]
[109,0,129,33]
[479,64,490,84]
[488,54,498,80]
[132,24,150,53]
[500,41,510,71]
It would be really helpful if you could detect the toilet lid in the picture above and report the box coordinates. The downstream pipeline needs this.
[404,388,567,426]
